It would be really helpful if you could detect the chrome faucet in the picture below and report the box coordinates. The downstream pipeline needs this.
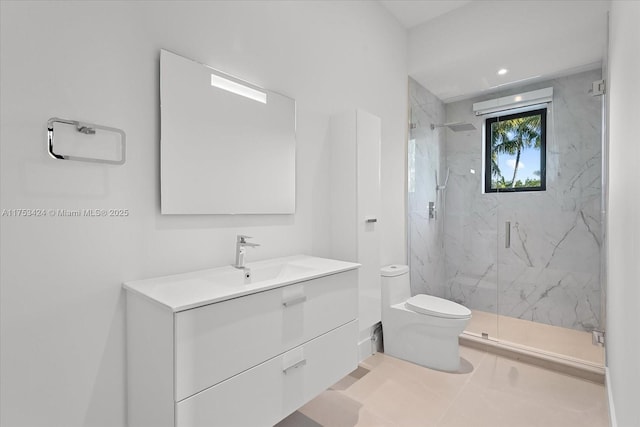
[234,235,260,268]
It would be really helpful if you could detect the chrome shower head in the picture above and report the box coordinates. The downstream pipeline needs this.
[430,122,476,132]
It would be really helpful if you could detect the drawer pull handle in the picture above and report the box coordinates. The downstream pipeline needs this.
[282,295,307,307]
[283,359,307,374]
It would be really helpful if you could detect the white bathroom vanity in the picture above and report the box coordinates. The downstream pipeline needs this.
[123,255,359,427]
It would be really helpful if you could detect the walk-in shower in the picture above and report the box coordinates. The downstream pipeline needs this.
[408,71,606,372]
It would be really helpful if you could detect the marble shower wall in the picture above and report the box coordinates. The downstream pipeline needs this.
[444,69,603,332]
[408,78,447,298]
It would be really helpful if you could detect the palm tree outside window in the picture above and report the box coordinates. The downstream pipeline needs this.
[484,108,546,192]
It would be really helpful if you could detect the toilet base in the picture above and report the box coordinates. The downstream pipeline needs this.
[384,329,461,372]
[382,306,469,372]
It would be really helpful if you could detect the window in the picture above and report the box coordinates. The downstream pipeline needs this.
[484,108,546,193]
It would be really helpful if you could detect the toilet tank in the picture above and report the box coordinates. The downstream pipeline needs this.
[380,265,410,307]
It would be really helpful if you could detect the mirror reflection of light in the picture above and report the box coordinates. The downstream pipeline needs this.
[497,68,509,75]
[514,95,523,102]
[211,74,267,104]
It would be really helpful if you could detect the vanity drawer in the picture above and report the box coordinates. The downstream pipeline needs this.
[174,269,357,401]
[175,320,357,427]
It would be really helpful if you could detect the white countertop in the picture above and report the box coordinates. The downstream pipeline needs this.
[123,255,360,312]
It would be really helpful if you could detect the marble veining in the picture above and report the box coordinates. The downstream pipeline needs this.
[410,70,602,333]
[408,78,447,298]
[444,69,603,332]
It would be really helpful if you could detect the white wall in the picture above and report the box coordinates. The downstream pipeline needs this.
[606,2,640,426]
[0,2,407,426]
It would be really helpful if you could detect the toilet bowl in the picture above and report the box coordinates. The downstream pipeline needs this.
[381,265,471,372]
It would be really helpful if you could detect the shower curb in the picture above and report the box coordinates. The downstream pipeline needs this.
[459,334,605,384]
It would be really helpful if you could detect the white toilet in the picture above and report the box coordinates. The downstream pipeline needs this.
[381,265,471,372]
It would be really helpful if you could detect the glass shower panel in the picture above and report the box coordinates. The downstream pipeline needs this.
[407,104,448,300]
[445,160,499,340]
[408,77,499,343]
[440,113,499,340]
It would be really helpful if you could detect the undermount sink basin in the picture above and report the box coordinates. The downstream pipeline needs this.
[123,255,360,312]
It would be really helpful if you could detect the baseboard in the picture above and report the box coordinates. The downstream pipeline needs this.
[459,334,605,384]
[605,367,617,427]
[357,336,374,362]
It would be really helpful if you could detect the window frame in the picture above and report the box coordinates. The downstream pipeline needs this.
[484,107,547,193]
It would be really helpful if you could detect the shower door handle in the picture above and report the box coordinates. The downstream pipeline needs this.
[505,221,511,248]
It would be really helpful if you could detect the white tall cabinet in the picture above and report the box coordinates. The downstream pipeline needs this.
[330,109,381,360]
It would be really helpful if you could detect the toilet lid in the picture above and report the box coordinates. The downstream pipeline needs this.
[405,294,471,319]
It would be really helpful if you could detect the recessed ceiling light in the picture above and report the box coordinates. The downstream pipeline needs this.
[497,68,509,76]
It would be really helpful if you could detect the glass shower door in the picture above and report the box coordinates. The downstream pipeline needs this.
[491,102,605,366]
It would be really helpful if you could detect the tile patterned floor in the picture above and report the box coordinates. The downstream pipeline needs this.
[276,346,609,427]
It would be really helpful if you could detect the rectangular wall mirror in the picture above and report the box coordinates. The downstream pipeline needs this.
[160,49,296,214]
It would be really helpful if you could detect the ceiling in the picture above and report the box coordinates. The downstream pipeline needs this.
[378,1,471,29]
[379,0,610,102]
